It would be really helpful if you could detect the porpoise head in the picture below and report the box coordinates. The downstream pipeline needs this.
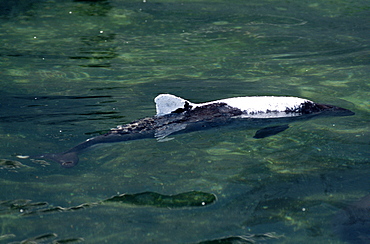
[313,103,355,117]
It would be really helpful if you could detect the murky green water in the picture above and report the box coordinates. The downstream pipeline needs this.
[0,0,369,243]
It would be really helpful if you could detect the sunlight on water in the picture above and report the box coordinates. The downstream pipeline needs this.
[0,0,369,243]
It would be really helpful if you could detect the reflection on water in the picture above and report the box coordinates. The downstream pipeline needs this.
[0,0,369,243]
[333,194,370,244]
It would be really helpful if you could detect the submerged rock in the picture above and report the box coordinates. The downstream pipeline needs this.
[104,191,217,208]
[0,159,29,170]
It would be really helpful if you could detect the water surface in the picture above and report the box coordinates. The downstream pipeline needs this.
[0,0,369,243]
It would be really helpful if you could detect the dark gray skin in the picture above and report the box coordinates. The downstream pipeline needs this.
[34,102,354,168]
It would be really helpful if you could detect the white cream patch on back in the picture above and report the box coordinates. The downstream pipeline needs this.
[154,94,312,118]
[201,96,311,117]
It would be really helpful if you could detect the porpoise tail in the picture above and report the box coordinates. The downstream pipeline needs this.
[33,152,79,168]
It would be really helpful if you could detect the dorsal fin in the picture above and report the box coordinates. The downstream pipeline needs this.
[154,94,193,116]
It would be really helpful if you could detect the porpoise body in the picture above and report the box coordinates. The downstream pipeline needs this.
[30,94,354,168]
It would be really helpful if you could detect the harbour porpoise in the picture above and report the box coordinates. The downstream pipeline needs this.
[25,94,354,168]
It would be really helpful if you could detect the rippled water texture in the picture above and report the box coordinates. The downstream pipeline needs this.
[0,0,369,243]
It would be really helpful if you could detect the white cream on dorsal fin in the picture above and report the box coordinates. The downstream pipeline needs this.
[154,94,195,116]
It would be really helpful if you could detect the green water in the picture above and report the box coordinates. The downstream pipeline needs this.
[0,0,369,243]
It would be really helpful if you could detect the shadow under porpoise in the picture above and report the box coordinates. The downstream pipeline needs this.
[333,194,370,244]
